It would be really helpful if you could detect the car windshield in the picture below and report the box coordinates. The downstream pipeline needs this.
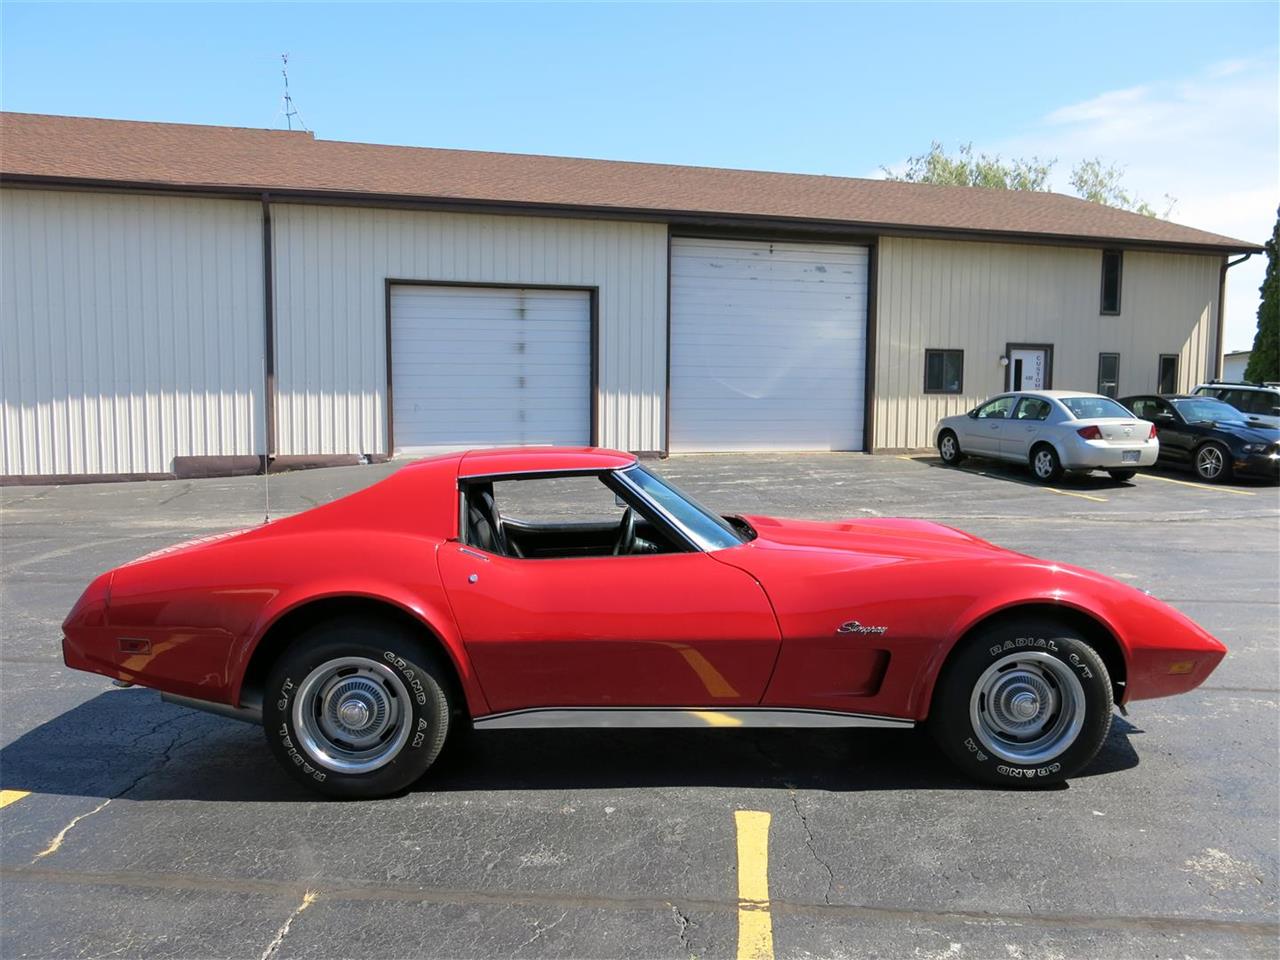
[1170,398,1246,423]
[1061,396,1132,420]
[621,464,745,552]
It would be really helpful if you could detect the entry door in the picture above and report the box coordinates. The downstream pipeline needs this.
[390,285,591,455]
[437,544,781,713]
[1008,348,1050,391]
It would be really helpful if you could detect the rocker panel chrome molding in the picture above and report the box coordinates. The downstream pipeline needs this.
[161,690,263,725]
[471,707,915,730]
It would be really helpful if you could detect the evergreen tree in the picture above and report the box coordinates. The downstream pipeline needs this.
[1243,207,1279,383]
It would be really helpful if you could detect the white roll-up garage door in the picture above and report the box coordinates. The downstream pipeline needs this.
[390,285,591,455]
[669,238,868,452]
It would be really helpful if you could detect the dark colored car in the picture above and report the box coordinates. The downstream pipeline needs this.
[1119,395,1280,483]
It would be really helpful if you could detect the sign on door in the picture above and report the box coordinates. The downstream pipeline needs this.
[1009,348,1048,390]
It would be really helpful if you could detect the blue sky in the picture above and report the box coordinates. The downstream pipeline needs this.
[4,2,1277,348]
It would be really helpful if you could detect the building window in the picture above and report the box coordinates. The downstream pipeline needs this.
[1158,354,1179,394]
[1100,250,1123,315]
[1097,353,1120,398]
[924,349,964,393]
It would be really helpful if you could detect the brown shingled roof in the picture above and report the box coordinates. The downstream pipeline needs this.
[0,112,1260,252]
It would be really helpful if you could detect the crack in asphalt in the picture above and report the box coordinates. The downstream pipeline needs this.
[511,908,567,956]
[787,783,835,905]
[6,863,1277,939]
[259,890,318,960]
[668,902,696,957]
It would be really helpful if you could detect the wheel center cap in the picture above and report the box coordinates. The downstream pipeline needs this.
[1009,691,1040,720]
[338,698,371,729]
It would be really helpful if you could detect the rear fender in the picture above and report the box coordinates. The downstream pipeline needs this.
[230,577,490,717]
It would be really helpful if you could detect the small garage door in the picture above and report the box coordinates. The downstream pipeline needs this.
[670,238,868,452]
[390,285,591,455]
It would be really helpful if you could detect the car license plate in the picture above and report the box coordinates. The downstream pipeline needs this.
[1122,450,1140,464]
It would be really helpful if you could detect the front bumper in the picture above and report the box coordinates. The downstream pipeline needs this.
[1059,437,1159,470]
[1234,451,1280,479]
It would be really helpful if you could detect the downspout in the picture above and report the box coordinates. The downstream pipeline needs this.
[261,193,277,473]
[1214,253,1252,380]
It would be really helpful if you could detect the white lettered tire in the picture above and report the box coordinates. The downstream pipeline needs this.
[264,619,451,799]
[928,618,1113,786]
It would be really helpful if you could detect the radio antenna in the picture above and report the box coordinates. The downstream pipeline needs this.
[279,53,308,132]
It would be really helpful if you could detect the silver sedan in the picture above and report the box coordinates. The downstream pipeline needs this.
[933,391,1159,482]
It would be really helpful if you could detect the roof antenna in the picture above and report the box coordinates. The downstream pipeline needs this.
[280,53,308,132]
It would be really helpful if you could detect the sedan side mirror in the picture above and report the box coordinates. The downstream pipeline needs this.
[967,409,979,419]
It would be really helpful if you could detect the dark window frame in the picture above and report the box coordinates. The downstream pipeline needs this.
[1097,352,1120,398]
[1100,249,1123,315]
[923,348,964,394]
[1158,353,1180,394]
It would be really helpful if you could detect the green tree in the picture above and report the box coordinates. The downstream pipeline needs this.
[884,142,1054,191]
[1244,207,1279,383]
[1069,158,1175,218]
[883,143,1172,217]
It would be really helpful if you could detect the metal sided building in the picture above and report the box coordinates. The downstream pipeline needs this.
[0,113,1262,481]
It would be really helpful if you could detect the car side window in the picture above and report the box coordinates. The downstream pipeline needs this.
[1013,398,1051,421]
[976,396,1017,419]
[1129,398,1158,419]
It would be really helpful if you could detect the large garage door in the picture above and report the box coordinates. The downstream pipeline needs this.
[670,238,868,452]
[390,285,591,455]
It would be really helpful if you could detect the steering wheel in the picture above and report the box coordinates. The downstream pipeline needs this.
[613,507,636,556]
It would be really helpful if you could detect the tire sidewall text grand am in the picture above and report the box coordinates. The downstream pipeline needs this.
[263,619,451,799]
[929,619,1113,787]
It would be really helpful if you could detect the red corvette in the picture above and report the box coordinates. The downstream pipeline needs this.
[63,448,1225,797]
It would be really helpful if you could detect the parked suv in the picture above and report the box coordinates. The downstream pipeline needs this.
[1192,381,1280,429]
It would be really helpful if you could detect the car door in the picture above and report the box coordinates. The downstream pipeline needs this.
[437,477,781,714]
[1001,396,1053,461]
[965,395,1019,456]
[1145,397,1195,463]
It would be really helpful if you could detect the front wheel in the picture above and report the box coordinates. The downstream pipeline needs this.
[264,619,452,799]
[1029,445,1063,483]
[1107,469,1136,482]
[1193,443,1233,483]
[938,430,964,465]
[928,619,1113,786]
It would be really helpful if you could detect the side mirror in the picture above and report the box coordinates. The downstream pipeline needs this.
[967,409,979,419]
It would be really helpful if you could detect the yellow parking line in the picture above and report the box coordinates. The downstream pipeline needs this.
[0,790,31,810]
[1144,473,1256,496]
[735,810,773,960]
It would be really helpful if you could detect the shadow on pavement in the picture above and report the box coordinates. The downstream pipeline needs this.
[0,688,1141,803]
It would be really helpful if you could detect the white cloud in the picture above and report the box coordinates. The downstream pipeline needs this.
[1003,57,1278,352]
[878,58,1278,353]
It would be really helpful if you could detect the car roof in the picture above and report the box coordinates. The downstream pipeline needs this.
[456,446,638,478]
[1012,390,1110,400]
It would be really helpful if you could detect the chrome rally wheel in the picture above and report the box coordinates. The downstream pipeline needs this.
[969,651,1085,766]
[1194,443,1230,482]
[293,657,412,775]
[928,618,1113,787]
[264,619,452,799]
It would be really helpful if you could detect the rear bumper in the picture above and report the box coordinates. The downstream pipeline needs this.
[1059,437,1159,470]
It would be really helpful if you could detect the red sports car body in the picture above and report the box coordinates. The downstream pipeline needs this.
[62,448,1226,796]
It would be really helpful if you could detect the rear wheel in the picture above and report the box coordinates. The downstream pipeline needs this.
[928,618,1113,786]
[938,430,964,465]
[1029,444,1063,483]
[1107,469,1136,482]
[1193,443,1233,483]
[264,619,451,799]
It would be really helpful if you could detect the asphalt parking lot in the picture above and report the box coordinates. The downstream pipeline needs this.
[2,453,1277,960]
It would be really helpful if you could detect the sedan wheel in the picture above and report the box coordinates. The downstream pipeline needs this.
[938,431,963,465]
[264,619,452,798]
[1030,445,1063,483]
[1194,443,1232,483]
[928,618,1113,786]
